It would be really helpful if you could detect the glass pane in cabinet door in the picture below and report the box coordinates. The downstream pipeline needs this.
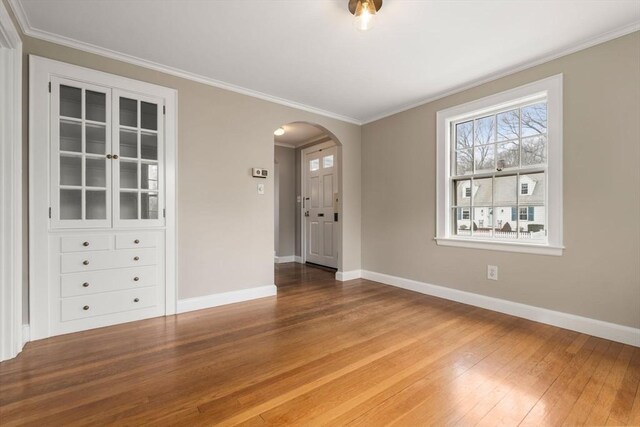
[141,132,158,160]
[86,158,106,187]
[86,90,106,122]
[120,97,137,127]
[120,129,137,158]
[60,85,81,119]
[86,190,107,219]
[60,155,82,186]
[141,102,157,130]
[120,161,138,189]
[60,120,82,152]
[86,124,106,154]
[141,192,159,219]
[141,163,158,190]
[120,192,138,219]
[60,189,82,219]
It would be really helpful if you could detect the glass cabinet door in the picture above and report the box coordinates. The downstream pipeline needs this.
[51,77,112,228]
[112,90,165,227]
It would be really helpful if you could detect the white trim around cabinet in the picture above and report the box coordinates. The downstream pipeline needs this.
[361,270,640,347]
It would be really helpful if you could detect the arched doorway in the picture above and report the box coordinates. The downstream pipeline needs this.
[274,122,343,271]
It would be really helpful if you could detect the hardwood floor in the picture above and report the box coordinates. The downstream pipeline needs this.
[1,263,639,426]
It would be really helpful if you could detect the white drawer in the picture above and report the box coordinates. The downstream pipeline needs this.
[61,287,157,321]
[61,235,112,253]
[61,266,157,297]
[61,248,157,273]
[116,233,157,249]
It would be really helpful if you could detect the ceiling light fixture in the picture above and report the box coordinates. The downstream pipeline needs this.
[348,0,382,32]
[274,127,285,136]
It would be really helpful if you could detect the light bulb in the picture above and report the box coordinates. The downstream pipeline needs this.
[274,127,285,136]
[354,0,376,31]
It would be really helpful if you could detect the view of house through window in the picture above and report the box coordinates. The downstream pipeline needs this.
[451,100,547,241]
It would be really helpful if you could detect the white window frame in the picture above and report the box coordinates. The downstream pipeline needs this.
[436,75,563,256]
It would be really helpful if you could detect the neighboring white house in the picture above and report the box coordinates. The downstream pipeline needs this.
[455,173,545,240]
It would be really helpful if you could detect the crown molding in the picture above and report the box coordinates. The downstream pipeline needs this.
[362,22,640,124]
[7,0,362,126]
[274,142,296,149]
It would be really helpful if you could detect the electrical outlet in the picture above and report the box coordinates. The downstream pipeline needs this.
[257,183,265,195]
[487,265,498,280]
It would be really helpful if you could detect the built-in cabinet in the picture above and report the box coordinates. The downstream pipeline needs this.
[30,57,177,339]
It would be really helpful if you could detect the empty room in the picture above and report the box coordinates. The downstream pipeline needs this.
[1,0,639,425]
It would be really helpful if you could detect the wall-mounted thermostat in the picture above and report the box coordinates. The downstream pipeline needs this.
[252,168,268,178]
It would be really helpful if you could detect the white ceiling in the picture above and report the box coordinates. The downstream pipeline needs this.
[14,0,640,123]
[274,123,327,148]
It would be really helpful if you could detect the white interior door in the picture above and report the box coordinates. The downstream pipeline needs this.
[304,146,338,268]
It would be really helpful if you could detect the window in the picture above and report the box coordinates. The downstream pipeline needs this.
[436,75,563,256]
[309,158,319,171]
[323,154,334,168]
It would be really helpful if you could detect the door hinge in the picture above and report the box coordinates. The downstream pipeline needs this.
[163,105,166,115]
[48,82,51,93]
[48,207,51,218]
[163,208,166,218]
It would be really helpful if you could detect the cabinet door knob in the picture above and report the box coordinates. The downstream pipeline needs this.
[112,154,119,159]
[133,256,140,261]
[133,277,139,281]
[134,239,140,244]
[83,260,90,265]
[82,282,89,287]
[83,305,90,310]
[83,241,90,247]
[106,154,112,159]
[134,298,139,303]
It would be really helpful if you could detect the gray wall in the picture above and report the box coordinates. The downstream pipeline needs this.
[362,32,640,328]
[274,145,295,257]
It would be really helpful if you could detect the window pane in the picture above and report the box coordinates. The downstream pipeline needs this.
[521,102,547,137]
[455,149,473,176]
[455,121,473,149]
[60,85,81,119]
[141,192,159,219]
[493,206,517,238]
[323,155,334,168]
[474,116,495,146]
[455,180,471,206]
[474,145,494,172]
[141,132,158,160]
[141,163,158,190]
[60,155,82,186]
[494,175,517,205]
[521,135,547,166]
[519,206,546,240]
[310,159,319,171]
[497,109,519,141]
[120,161,138,189]
[86,124,106,155]
[120,129,138,158]
[60,189,82,219]
[473,178,492,209]
[453,208,471,236]
[86,158,106,187]
[60,120,82,152]
[519,172,545,206]
[120,97,137,127]
[496,141,519,170]
[86,90,106,122]
[141,101,157,130]
[120,192,138,219]
[473,207,493,238]
[86,190,107,220]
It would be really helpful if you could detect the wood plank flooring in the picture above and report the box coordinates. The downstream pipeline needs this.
[1,263,639,426]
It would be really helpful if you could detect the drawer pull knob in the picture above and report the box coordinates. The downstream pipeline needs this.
[82,282,89,287]
[113,154,119,159]
[83,305,90,310]
[83,241,90,247]
[134,239,140,244]
[134,256,140,261]
[134,298,140,303]
[133,277,139,281]
[83,260,90,265]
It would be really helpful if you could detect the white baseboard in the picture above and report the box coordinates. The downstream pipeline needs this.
[275,255,296,264]
[177,285,277,314]
[361,270,640,347]
[336,270,362,281]
[295,256,303,263]
[22,324,30,345]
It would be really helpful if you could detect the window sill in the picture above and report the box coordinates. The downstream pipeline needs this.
[434,237,564,256]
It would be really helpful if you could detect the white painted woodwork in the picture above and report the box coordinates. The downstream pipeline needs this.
[29,56,177,340]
